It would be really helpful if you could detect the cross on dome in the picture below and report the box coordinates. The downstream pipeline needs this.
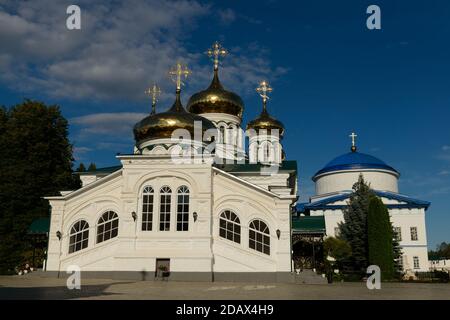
[169,62,191,91]
[144,83,161,115]
[206,41,227,71]
[256,80,273,111]
[349,132,358,152]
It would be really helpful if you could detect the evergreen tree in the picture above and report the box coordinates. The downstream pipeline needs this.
[87,162,97,171]
[367,197,394,280]
[392,231,403,275]
[0,100,80,273]
[338,174,374,273]
[323,237,352,263]
[77,163,86,172]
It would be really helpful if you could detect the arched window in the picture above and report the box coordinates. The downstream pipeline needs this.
[249,220,270,255]
[265,143,271,161]
[219,126,225,143]
[176,186,190,231]
[159,186,172,231]
[142,186,154,231]
[97,211,119,244]
[260,142,272,162]
[219,210,241,244]
[69,220,89,254]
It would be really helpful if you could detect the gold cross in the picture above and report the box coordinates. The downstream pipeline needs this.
[144,83,161,114]
[169,62,191,91]
[256,80,273,106]
[206,41,227,70]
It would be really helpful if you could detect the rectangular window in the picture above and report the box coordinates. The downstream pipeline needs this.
[397,255,403,269]
[413,256,420,269]
[410,227,418,241]
[393,227,402,241]
[159,194,171,231]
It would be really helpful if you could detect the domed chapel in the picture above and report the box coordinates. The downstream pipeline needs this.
[44,42,430,281]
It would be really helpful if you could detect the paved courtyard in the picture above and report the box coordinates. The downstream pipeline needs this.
[0,275,449,300]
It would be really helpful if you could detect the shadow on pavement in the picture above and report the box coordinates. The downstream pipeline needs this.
[0,282,134,300]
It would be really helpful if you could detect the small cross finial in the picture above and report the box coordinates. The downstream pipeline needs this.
[168,62,191,91]
[349,132,358,152]
[206,41,227,71]
[145,83,161,115]
[256,80,273,111]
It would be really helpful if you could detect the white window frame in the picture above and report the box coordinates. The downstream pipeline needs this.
[413,256,420,269]
[141,186,154,231]
[96,211,119,244]
[394,227,402,241]
[69,220,89,254]
[410,227,418,241]
[219,210,241,244]
[159,186,172,231]
[249,219,270,255]
[176,186,190,231]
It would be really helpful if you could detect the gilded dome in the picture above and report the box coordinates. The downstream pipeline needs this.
[187,69,244,118]
[246,107,285,137]
[134,91,217,144]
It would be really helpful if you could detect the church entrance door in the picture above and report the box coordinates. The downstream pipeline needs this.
[155,258,170,279]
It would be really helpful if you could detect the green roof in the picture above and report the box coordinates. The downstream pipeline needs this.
[28,217,50,235]
[292,215,325,234]
[218,160,297,173]
[77,165,122,175]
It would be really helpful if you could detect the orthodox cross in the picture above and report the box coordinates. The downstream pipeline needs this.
[169,62,191,91]
[349,132,358,152]
[256,80,273,111]
[144,83,161,115]
[206,41,227,71]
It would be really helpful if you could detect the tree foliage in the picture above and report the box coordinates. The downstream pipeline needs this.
[323,236,352,262]
[367,197,394,280]
[429,242,450,260]
[338,174,374,273]
[76,163,86,172]
[0,100,80,273]
[88,162,97,171]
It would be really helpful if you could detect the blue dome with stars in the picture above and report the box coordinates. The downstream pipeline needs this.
[313,151,399,180]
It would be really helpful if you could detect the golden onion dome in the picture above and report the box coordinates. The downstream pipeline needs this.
[247,80,284,136]
[246,107,285,137]
[133,90,216,144]
[187,69,244,118]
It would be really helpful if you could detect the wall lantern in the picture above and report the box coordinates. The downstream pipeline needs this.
[131,211,137,222]
[193,212,198,222]
[56,231,62,240]
[276,229,281,240]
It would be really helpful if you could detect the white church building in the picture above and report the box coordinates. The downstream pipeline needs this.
[43,42,430,281]
[45,42,297,281]
[296,136,430,273]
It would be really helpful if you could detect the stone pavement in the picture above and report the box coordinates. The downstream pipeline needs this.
[0,275,449,300]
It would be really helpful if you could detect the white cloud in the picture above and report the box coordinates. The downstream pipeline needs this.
[442,145,450,151]
[0,0,286,104]
[71,112,147,136]
[73,146,92,153]
[73,146,92,161]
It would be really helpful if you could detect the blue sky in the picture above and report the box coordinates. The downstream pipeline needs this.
[0,0,449,249]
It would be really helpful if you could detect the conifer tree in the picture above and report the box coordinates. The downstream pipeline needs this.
[87,162,97,171]
[77,163,86,172]
[338,174,374,273]
[367,197,394,280]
